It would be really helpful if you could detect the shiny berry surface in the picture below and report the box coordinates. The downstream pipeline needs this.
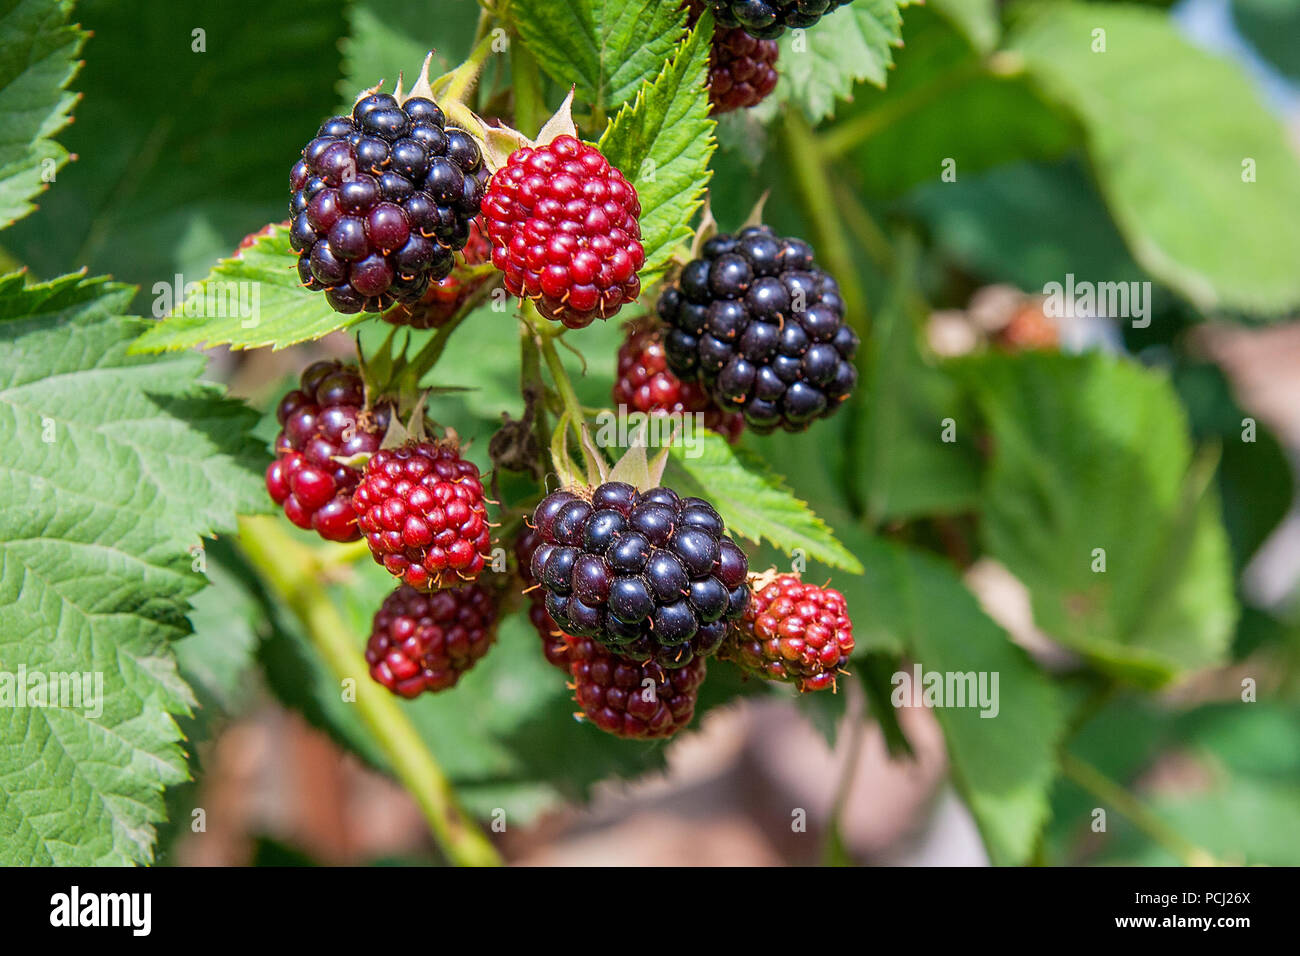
[720,572,854,692]
[366,584,499,697]
[384,217,492,330]
[529,483,750,668]
[565,633,706,739]
[613,322,745,442]
[265,360,390,542]
[290,94,488,315]
[515,527,571,669]
[658,224,858,433]
[688,1,779,113]
[482,135,643,329]
[352,440,493,590]
[703,0,854,39]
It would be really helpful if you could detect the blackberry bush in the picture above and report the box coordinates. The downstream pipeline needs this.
[265,360,391,542]
[366,583,499,697]
[289,93,490,315]
[720,572,854,692]
[529,482,750,668]
[482,135,644,329]
[657,224,859,433]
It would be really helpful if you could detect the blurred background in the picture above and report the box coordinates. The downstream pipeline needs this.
[6,0,1300,866]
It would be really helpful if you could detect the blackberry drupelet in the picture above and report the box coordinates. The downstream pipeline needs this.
[704,0,855,39]
[687,1,779,113]
[383,216,493,330]
[565,633,706,738]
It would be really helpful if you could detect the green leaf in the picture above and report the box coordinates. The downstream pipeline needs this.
[856,533,1065,865]
[1010,2,1300,315]
[511,0,688,118]
[825,6,1077,197]
[959,351,1238,685]
[854,254,982,522]
[5,0,346,288]
[664,430,863,573]
[0,0,85,229]
[907,159,1144,293]
[761,0,908,123]
[0,272,267,865]
[599,13,716,279]
[129,224,366,353]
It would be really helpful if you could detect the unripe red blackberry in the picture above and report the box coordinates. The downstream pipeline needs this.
[565,633,706,739]
[530,482,750,668]
[720,572,853,692]
[265,360,391,542]
[613,322,744,442]
[994,302,1059,352]
[515,527,570,669]
[384,216,493,330]
[289,93,490,315]
[687,1,779,114]
[658,224,859,433]
[366,583,499,697]
[703,0,854,39]
[352,440,493,590]
[482,135,644,329]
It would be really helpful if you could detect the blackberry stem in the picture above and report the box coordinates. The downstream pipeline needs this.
[237,515,503,867]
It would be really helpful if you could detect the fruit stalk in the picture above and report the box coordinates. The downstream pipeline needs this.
[237,515,503,867]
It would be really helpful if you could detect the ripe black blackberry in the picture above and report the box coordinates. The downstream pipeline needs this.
[289,92,490,315]
[529,482,750,669]
[657,224,859,433]
[703,0,855,39]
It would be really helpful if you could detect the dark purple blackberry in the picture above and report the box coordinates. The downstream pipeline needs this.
[289,93,491,315]
[529,483,750,668]
[657,224,858,433]
[703,0,855,39]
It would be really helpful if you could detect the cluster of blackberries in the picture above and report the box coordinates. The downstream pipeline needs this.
[529,482,750,669]
[658,225,858,433]
[266,361,390,542]
[704,0,854,38]
[290,93,489,314]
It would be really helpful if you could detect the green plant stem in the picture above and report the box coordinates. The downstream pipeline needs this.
[533,317,586,441]
[778,109,869,333]
[1060,752,1218,867]
[237,515,503,867]
[511,38,546,137]
[519,320,551,476]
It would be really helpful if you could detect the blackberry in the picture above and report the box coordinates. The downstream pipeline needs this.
[366,583,498,697]
[613,322,744,442]
[265,361,391,542]
[657,224,859,433]
[515,527,570,669]
[482,135,643,329]
[384,216,493,330]
[529,482,750,668]
[352,440,493,590]
[687,1,779,114]
[703,0,855,39]
[289,93,490,315]
[720,572,854,692]
[565,633,706,739]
